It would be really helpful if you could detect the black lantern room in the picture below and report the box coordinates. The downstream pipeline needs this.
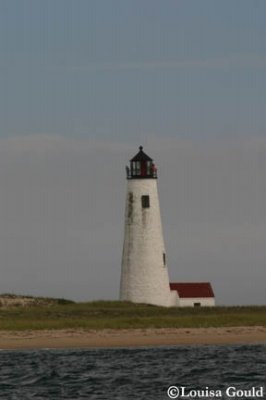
[126,146,157,179]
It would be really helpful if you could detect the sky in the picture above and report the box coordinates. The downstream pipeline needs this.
[0,1,266,304]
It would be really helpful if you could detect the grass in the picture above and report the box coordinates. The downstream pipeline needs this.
[0,298,265,331]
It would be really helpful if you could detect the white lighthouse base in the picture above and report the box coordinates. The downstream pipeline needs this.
[120,179,177,307]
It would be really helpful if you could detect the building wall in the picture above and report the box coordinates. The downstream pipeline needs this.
[120,178,177,307]
[177,297,215,307]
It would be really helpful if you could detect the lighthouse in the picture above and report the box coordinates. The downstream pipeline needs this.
[120,146,177,307]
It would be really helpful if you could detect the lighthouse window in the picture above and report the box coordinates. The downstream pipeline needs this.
[146,161,152,175]
[134,161,141,175]
[141,195,150,208]
[163,253,166,266]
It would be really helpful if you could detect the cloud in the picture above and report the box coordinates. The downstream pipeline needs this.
[56,54,266,72]
[156,137,266,305]
[0,135,128,300]
[0,134,265,304]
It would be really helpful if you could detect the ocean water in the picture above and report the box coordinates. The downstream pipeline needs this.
[0,345,265,400]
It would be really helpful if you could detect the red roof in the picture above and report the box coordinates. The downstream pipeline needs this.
[170,282,215,298]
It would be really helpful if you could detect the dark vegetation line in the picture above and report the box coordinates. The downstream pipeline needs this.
[0,295,265,331]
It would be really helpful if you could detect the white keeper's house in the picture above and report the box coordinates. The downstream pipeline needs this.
[119,146,215,307]
[170,282,215,307]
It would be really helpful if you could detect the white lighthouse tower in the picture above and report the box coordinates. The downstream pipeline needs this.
[120,146,177,307]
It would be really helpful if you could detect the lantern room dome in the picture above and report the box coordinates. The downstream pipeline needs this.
[130,146,153,162]
[126,146,157,179]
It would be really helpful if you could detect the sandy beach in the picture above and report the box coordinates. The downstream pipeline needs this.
[0,326,265,350]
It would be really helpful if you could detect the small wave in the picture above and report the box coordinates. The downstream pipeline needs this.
[0,345,265,399]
